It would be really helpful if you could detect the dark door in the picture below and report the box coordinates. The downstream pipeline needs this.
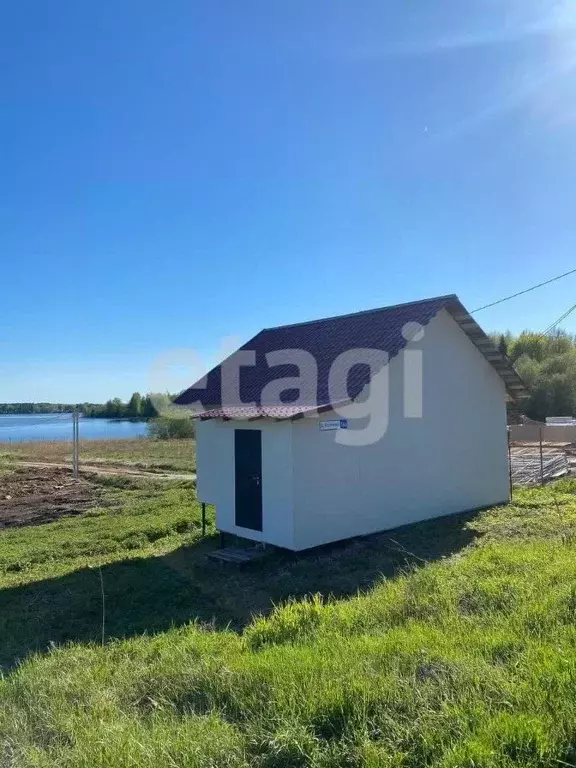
[234,429,262,531]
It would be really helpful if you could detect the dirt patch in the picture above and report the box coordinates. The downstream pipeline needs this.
[0,466,103,528]
[14,460,195,481]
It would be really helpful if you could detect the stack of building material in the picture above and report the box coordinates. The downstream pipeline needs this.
[510,447,569,486]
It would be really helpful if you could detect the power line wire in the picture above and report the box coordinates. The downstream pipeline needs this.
[471,267,576,313]
[543,303,576,335]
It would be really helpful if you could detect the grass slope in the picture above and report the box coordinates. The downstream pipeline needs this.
[1,475,576,766]
[1,438,196,473]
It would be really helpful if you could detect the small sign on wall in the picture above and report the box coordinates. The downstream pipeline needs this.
[319,419,348,431]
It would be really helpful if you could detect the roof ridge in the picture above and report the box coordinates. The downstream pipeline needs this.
[262,293,459,332]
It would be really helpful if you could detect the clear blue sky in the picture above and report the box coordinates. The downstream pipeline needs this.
[1,1,575,403]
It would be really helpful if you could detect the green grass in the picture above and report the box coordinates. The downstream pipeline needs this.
[1,474,576,766]
[0,438,196,472]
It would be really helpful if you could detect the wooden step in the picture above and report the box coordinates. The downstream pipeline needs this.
[208,546,269,565]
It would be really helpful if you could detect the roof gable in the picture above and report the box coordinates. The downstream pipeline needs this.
[174,294,527,416]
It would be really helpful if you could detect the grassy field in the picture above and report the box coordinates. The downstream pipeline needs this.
[1,468,576,766]
[0,437,196,473]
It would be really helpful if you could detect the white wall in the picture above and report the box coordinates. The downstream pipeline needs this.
[291,309,509,549]
[195,418,295,549]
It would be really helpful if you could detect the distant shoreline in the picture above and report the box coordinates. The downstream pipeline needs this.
[0,394,164,420]
[0,411,151,421]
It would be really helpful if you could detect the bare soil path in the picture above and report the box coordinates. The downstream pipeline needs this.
[14,460,196,481]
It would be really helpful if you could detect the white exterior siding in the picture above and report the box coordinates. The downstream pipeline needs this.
[194,308,509,551]
[195,418,295,549]
[291,309,509,549]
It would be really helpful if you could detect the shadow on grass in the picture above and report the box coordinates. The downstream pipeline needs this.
[0,508,481,669]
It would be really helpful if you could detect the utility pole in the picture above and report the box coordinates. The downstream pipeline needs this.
[73,406,79,481]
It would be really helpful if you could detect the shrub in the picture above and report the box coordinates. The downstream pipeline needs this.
[147,417,195,440]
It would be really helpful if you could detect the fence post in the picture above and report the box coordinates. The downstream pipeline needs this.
[73,407,79,481]
[539,427,544,486]
[507,427,512,500]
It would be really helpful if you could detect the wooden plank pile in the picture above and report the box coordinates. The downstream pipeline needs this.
[511,447,568,486]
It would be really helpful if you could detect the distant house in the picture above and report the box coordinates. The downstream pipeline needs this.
[175,294,527,551]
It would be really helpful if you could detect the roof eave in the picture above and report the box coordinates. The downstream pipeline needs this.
[443,297,530,402]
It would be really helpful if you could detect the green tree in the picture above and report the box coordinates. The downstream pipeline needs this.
[140,395,156,418]
[514,354,540,390]
[127,392,142,418]
[500,329,576,421]
[509,332,549,363]
[104,398,126,418]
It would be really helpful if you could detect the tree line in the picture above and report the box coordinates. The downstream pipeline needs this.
[0,402,78,415]
[495,329,576,421]
[0,393,171,419]
[82,393,166,419]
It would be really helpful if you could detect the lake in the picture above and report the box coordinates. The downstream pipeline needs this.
[0,413,150,443]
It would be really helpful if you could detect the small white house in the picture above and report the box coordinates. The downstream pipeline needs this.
[175,294,527,551]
